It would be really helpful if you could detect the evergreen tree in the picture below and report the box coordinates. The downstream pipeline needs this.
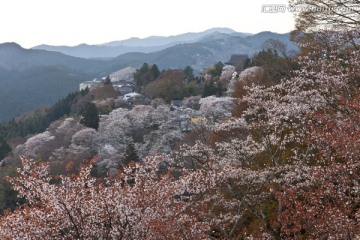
[122,143,140,165]
[0,141,11,160]
[202,80,219,97]
[134,63,160,91]
[208,62,224,77]
[104,75,112,85]
[139,63,149,73]
[251,49,298,84]
[80,103,99,130]
[134,63,149,89]
[184,66,195,82]
[150,64,160,80]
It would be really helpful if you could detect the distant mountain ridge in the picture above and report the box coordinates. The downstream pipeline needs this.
[106,31,298,73]
[31,30,297,72]
[102,27,245,47]
[0,42,105,74]
[32,28,252,59]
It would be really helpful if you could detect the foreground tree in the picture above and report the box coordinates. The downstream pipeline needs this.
[289,0,360,31]
[177,29,360,238]
[0,156,212,239]
[275,92,360,239]
[290,0,360,56]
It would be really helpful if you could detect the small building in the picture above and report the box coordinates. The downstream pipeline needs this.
[170,100,182,110]
[179,115,191,132]
[113,84,135,95]
[79,79,102,91]
[191,114,204,123]
[123,92,143,101]
[123,92,148,105]
[114,79,134,85]
[225,54,249,72]
[174,108,204,132]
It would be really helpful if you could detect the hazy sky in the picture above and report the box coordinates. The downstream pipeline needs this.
[0,0,295,48]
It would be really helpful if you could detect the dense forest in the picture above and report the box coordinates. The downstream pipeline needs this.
[0,1,359,239]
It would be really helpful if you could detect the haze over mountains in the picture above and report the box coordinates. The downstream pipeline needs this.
[32,28,247,59]
[32,28,295,59]
[0,28,298,121]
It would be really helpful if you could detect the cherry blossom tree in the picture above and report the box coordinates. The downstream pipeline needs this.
[199,96,234,120]
[289,0,360,31]
[275,91,360,239]
[96,104,183,173]
[0,156,212,239]
[174,31,360,238]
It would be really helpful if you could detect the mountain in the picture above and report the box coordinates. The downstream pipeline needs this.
[106,31,298,73]
[103,27,240,47]
[0,43,108,121]
[32,28,249,59]
[32,43,174,60]
[31,29,296,68]
[0,31,297,120]
[0,43,106,74]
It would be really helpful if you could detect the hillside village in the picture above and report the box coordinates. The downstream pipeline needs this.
[77,54,249,132]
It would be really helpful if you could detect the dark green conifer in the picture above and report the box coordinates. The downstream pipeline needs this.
[80,102,99,130]
[122,143,140,165]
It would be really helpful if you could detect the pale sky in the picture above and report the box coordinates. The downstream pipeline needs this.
[0,0,295,49]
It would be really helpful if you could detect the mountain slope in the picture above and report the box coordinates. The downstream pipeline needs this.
[0,43,105,74]
[0,43,107,120]
[32,43,176,60]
